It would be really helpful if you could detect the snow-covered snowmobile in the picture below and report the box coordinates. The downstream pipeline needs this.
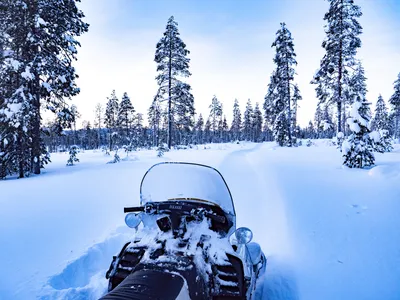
[101,162,266,299]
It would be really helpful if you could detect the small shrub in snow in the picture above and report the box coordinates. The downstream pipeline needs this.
[306,139,313,147]
[370,130,393,153]
[157,144,169,157]
[107,151,120,164]
[66,146,79,166]
[336,132,344,152]
[342,99,375,168]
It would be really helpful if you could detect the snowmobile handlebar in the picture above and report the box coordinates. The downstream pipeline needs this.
[124,206,145,213]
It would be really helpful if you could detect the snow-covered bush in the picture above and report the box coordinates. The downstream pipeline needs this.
[370,130,393,153]
[157,144,169,157]
[306,139,313,147]
[66,146,79,166]
[336,132,344,151]
[342,99,375,168]
[107,151,120,164]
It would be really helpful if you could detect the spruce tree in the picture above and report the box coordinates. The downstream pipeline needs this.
[252,103,263,142]
[195,113,204,144]
[231,99,242,141]
[173,81,195,145]
[389,73,400,138]
[271,23,298,146]
[154,16,192,149]
[118,92,135,143]
[314,103,324,138]
[148,96,162,147]
[312,0,362,135]
[243,99,253,141]
[209,96,222,142]
[0,0,88,177]
[104,90,119,151]
[342,95,374,168]
[371,95,388,131]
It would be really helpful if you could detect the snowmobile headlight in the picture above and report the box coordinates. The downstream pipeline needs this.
[125,212,142,229]
[235,227,253,244]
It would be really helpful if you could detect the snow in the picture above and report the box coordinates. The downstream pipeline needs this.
[21,66,34,80]
[1,141,400,299]
[370,130,381,143]
[42,82,52,92]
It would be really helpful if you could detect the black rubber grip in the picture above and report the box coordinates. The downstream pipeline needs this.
[124,206,144,213]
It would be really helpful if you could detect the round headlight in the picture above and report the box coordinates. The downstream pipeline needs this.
[125,212,142,229]
[235,227,253,244]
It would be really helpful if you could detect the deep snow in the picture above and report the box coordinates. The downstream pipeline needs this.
[1,141,400,299]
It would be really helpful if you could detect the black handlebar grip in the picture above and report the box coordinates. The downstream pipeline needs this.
[124,206,144,213]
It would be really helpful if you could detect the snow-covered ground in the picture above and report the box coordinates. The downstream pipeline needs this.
[1,141,400,300]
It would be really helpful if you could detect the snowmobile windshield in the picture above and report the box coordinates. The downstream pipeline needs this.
[140,162,235,216]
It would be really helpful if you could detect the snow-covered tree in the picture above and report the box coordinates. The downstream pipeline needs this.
[173,81,195,145]
[243,99,253,141]
[0,0,88,177]
[66,145,79,166]
[265,23,300,146]
[204,118,212,144]
[93,103,103,148]
[342,96,374,168]
[104,90,119,151]
[389,73,400,138]
[154,16,192,149]
[314,103,324,138]
[252,103,263,142]
[231,99,242,141]
[194,113,204,144]
[312,0,362,135]
[209,95,223,142]
[148,95,162,147]
[118,92,135,142]
[371,95,389,131]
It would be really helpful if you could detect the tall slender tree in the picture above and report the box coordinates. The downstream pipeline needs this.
[371,95,388,131]
[231,99,242,141]
[312,0,362,135]
[209,95,222,142]
[154,16,192,149]
[104,90,119,151]
[118,92,135,143]
[266,23,300,146]
[243,99,253,141]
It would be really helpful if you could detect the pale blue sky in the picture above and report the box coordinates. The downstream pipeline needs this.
[72,0,400,127]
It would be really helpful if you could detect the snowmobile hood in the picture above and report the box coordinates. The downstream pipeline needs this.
[140,162,236,217]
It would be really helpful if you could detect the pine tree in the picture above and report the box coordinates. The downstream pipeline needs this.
[209,95,222,142]
[314,103,324,138]
[66,145,79,166]
[371,95,392,152]
[0,0,88,178]
[271,23,299,146]
[291,84,302,143]
[222,116,229,142]
[371,95,389,131]
[195,113,204,144]
[204,118,212,144]
[94,103,103,148]
[231,99,242,141]
[252,103,263,142]
[173,82,195,145]
[243,99,253,141]
[342,95,374,168]
[312,0,362,135]
[389,73,400,138]
[148,96,162,147]
[118,92,135,144]
[104,90,119,151]
[154,16,192,149]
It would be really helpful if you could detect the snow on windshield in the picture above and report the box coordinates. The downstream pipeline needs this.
[140,162,235,215]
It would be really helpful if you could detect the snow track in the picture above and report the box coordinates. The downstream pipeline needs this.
[219,143,299,300]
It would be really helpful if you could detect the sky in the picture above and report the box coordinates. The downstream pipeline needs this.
[70,0,400,128]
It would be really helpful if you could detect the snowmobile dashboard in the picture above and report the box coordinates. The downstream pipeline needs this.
[124,200,232,236]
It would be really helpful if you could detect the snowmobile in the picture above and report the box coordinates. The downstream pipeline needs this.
[101,162,266,299]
